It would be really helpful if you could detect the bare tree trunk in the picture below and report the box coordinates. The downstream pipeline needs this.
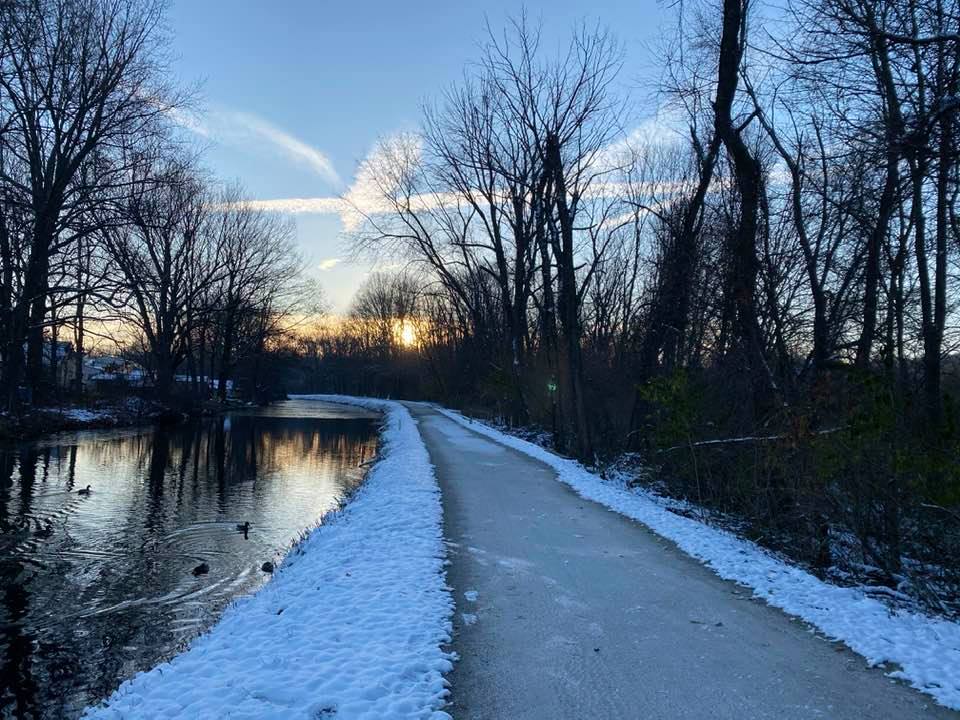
[4,224,51,408]
[155,347,175,402]
[714,0,776,406]
[854,18,905,370]
[855,157,898,369]
[0,188,13,402]
[25,217,54,402]
[545,132,592,460]
[218,309,236,402]
[49,303,58,392]
[73,240,86,396]
[927,122,950,426]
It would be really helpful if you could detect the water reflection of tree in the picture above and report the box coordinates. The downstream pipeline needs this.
[0,562,40,719]
[16,448,38,526]
[67,417,376,489]
[0,414,378,718]
[0,451,15,531]
[66,445,77,492]
[147,434,168,520]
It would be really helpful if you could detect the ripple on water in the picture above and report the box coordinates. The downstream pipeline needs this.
[0,400,380,719]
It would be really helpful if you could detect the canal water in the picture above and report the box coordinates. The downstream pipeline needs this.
[0,399,380,719]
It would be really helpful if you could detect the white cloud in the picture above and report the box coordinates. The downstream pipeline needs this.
[229,112,341,187]
[339,132,429,231]
[168,107,212,138]
[596,110,686,171]
[237,127,689,230]
[210,134,419,231]
[243,197,345,214]
[174,107,342,187]
[317,258,342,271]
[629,109,687,146]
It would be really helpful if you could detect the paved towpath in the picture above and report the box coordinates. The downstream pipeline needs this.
[405,402,955,719]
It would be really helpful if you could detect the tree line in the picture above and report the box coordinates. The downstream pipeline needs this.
[3,0,957,607]
[301,2,960,601]
[0,0,301,409]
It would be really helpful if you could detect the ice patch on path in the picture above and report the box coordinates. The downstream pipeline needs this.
[436,406,960,711]
[83,396,454,720]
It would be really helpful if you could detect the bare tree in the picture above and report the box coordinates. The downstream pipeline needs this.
[0,0,177,407]
[103,151,219,399]
[208,186,299,400]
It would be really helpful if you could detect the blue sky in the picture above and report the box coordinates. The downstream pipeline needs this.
[168,0,667,310]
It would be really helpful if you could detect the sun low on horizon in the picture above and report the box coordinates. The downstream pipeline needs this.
[399,320,417,348]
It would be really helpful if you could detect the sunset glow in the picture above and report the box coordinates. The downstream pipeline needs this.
[399,320,417,348]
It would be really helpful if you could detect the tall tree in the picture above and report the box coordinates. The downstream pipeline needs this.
[103,152,219,399]
[0,0,174,407]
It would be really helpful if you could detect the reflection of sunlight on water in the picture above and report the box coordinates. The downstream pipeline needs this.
[0,400,379,719]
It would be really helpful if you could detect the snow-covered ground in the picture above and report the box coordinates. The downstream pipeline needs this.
[60,407,116,423]
[83,396,454,720]
[28,398,165,428]
[436,406,960,711]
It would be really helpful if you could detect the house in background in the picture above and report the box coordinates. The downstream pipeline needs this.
[39,338,76,391]
[82,356,151,394]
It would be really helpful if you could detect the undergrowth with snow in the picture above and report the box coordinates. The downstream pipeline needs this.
[436,406,960,711]
[84,396,454,720]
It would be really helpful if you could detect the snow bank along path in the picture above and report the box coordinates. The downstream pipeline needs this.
[83,397,454,720]
[436,406,960,711]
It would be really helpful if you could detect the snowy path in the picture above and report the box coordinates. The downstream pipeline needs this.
[406,403,958,720]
